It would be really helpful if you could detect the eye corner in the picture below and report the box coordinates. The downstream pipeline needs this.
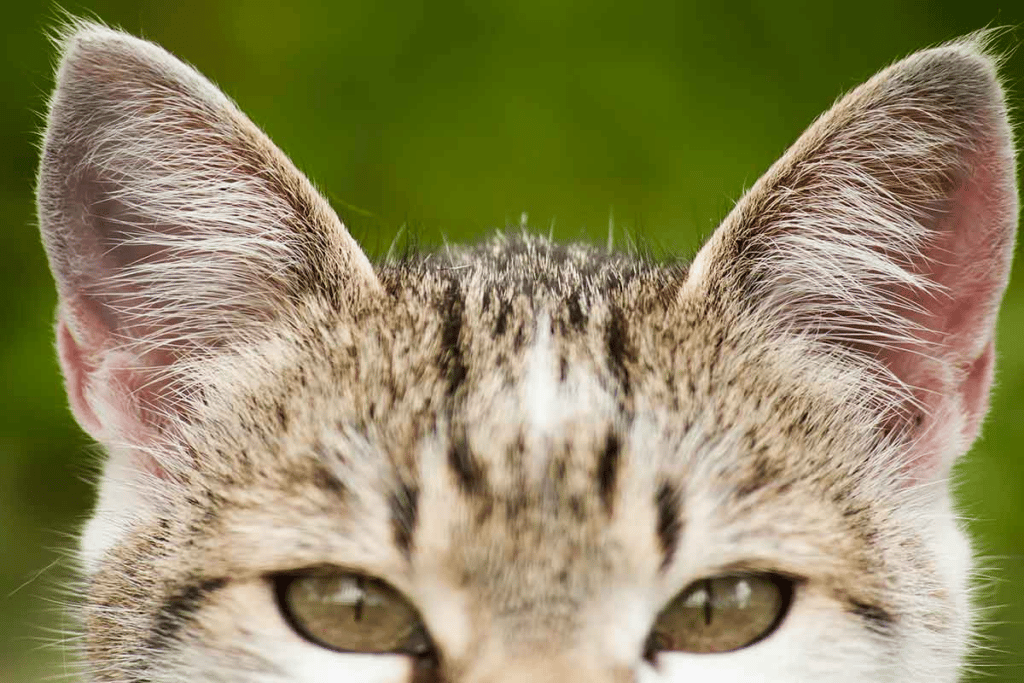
[740,572,796,649]
[270,570,312,644]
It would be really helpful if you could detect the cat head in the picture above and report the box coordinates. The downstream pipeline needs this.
[38,20,1017,683]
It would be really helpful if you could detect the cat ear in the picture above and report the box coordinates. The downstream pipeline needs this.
[38,22,380,449]
[684,37,1018,481]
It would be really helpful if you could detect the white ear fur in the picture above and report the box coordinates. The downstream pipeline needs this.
[686,35,1018,480]
[37,21,379,461]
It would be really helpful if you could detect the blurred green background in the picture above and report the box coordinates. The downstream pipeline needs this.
[2,1,1022,681]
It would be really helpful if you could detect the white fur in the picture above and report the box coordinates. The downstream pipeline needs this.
[522,312,560,437]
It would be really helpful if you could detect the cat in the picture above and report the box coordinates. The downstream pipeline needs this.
[36,19,1017,683]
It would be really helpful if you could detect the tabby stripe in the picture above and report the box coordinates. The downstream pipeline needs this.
[566,291,588,330]
[147,577,227,651]
[389,481,420,558]
[448,432,488,496]
[605,304,632,396]
[655,481,683,570]
[438,279,468,396]
[596,432,621,514]
[846,596,896,633]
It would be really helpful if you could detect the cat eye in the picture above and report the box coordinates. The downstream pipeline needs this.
[647,574,793,655]
[275,571,433,656]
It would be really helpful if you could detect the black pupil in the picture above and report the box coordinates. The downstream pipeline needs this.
[702,579,713,626]
[352,576,365,621]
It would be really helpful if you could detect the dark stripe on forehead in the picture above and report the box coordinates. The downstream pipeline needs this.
[438,278,468,397]
[655,481,683,570]
[566,291,588,330]
[389,481,420,558]
[448,431,489,496]
[494,299,512,337]
[147,577,227,652]
[596,432,621,514]
[733,451,785,500]
[605,304,633,397]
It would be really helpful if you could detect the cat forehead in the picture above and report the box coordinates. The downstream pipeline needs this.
[162,247,893,634]
[181,234,879,527]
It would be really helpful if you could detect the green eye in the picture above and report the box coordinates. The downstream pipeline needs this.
[647,574,793,655]
[276,571,432,656]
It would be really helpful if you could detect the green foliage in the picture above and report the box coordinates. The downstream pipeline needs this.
[1,1,1021,679]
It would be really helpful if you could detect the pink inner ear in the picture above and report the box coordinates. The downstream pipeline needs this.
[883,142,1014,480]
[57,316,103,438]
[927,147,1013,346]
[58,313,172,481]
[961,340,996,437]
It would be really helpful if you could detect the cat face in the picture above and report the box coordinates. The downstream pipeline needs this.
[38,21,1016,683]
